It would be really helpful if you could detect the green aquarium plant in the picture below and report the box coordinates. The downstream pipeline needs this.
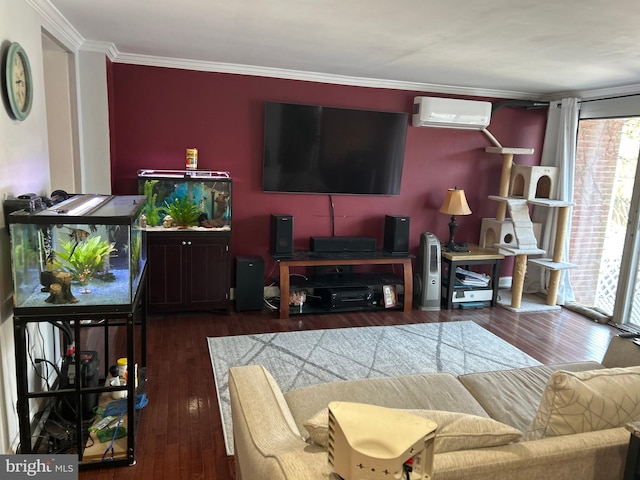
[165,196,200,228]
[142,179,167,227]
[131,231,142,279]
[53,236,116,292]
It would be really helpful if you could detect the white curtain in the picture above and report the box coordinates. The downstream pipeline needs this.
[524,97,580,303]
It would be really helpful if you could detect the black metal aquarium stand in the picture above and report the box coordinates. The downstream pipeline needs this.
[13,268,148,468]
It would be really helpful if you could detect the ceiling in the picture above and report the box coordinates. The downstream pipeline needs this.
[44,0,640,100]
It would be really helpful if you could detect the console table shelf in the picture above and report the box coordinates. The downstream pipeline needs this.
[274,251,413,319]
[441,245,504,309]
[288,272,404,289]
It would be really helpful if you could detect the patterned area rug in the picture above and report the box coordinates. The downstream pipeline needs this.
[208,320,541,455]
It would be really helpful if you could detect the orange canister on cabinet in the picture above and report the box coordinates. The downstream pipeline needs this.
[186,148,198,169]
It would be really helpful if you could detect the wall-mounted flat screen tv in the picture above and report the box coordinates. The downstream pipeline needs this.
[262,102,408,195]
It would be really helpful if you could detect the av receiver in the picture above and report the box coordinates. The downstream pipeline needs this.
[316,286,374,309]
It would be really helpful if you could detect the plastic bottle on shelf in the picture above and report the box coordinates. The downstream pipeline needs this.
[117,357,128,380]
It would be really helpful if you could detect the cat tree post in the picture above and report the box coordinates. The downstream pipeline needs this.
[496,152,514,222]
[511,254,528,309]
[527,199,577,308]
[545,204,569,306]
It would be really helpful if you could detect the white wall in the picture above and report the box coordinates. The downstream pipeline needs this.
[44,45,78,193]
[77,50,111,194]
[0,0,52,453]
[0,0,112,453]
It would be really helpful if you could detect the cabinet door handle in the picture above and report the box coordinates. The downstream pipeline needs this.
[182,241,187,245]
[187,241,192,245]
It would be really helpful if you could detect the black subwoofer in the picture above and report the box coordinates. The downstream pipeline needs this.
[235,256,265,311]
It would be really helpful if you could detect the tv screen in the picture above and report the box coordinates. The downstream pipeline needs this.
[262,102,408,195]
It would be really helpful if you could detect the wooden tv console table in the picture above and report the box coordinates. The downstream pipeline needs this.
[274,251,413,319]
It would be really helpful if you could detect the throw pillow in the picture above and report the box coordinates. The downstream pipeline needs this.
[303,407,522,454]
[525,366,640,440]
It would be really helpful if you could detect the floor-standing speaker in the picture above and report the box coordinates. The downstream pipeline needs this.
[413,232,441,311]
[270,214,294,257]
[235,256,265,311]
[383,215,410,255]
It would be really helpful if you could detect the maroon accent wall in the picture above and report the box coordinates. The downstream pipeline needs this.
[109,64,546,276]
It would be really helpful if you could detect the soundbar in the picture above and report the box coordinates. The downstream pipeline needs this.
[310,236,377,253]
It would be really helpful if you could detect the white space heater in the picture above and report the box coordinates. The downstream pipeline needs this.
[413,232,441,311]
[327,401,436,480]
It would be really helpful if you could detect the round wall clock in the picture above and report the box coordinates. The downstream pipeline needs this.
[4,42,33,121]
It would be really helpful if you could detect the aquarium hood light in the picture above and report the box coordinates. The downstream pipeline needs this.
[138,169,230,179]
[50,194,111,216]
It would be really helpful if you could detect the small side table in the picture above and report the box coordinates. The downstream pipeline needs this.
[624,421,640,479]
[441,244,504,309]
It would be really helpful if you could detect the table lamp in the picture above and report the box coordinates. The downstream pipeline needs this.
[439,187,472,252]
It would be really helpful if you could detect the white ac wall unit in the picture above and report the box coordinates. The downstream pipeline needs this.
[412,96,492,129]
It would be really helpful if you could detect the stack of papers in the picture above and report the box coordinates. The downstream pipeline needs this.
[455,267,490,287]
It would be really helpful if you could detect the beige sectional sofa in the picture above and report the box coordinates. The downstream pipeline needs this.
[229,335,640,480]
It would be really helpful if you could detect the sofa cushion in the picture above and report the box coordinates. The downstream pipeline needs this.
[304,407,523,453]
[284,372,489,435]
[458,362,604,432]
[525,366,640,440]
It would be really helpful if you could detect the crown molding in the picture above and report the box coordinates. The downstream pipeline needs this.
[81,40,119,62]
[558,82,640,101]
[28,0,84,51]
[113,52,546,101]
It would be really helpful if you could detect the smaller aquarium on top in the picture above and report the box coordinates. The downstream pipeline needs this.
[137,169,232,230]
[8,194,147,314]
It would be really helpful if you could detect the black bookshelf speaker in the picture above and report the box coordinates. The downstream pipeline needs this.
[383,215,410,254]
[270,214,293,257]
[235,256,265,311]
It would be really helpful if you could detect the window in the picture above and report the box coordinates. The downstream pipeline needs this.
[572,116,640,325]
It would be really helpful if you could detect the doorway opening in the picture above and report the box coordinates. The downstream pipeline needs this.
[571,117,640,326]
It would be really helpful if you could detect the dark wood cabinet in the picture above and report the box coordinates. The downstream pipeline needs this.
[147,231,231,312]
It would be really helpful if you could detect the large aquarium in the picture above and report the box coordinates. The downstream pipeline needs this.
[137,169,232,230]
[8,194,147,314]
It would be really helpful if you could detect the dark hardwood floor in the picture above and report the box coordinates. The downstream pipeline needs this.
[79,304,619,480]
